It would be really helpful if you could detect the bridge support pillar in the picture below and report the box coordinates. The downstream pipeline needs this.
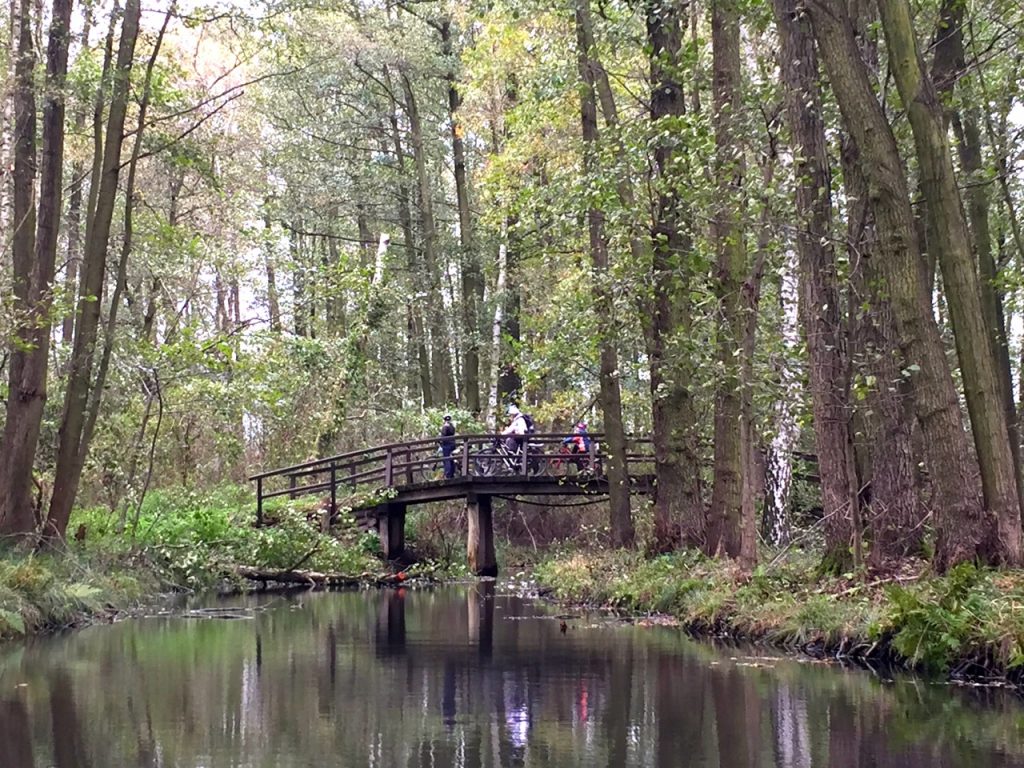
[466,494,497,577]
[378,503,406,560]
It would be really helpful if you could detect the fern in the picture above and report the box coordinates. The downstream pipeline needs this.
[0,608,26,635]
[886,563,985,672]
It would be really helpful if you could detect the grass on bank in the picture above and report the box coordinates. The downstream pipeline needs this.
[0,551,154,639]
[72,485,382,589]
[534,549,1024,677]
[0,485,436,641]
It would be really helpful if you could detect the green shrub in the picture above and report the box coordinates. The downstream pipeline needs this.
[884,563,988,672]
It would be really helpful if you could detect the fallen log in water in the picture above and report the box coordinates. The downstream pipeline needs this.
[235,566,409,588]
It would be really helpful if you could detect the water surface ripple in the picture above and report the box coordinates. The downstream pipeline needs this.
[1,585,1022,767]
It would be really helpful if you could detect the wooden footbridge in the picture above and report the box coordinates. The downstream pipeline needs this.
[251,433,654,575]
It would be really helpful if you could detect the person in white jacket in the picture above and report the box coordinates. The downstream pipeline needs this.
[502,405,527,453]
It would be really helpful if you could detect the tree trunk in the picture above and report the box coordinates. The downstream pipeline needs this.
[84,0,118,233]
[486,227,509,430]
[877,0,1020,565]
[706,0,754,567]
[496,223,522,406]
[838,0,922,567]
[46,0,141,540]
[575,0,632,547]
[931,0,1024,525]
[0,0,40,537]
[70,8,171,517]
[740,149,773,570]
[0,0,73,537]
[290,226,306,336]
[386,98,432,408]
[842,135,922,566]
[60,7,92,345]
[807,0,987,570]
[644,0,704,551]
[771,0,858,570]
[441,20,482,416]
[0,0,16,237]
[402,72,455,406]
[263,206,281,331]
[762,248,801,546]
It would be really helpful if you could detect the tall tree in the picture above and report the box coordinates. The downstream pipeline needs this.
[840,0,921,566]
[770,0,858,569]
[575,0,633,547]
[0,0,39,536]
[706,0,756,567]
[0,0,73,537]
[645,0,705,551]
[440,19,483,416]
[385,80,433,407]
[60,7,92,345]
[876,0,1021,565]
[931,0,1024,523]
[806,0,988,570]
[47,0,142,539]
[402,72,456,406]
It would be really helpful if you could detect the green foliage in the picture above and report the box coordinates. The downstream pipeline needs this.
[0,550,154,641]
[881,564,1009,673]
[0,608,26,636]
[534,550,1024,678]
[74,486,379,590]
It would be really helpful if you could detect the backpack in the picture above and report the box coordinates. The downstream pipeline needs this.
[522,413,536,434]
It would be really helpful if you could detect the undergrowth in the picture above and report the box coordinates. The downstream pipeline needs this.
[72,485,381,590]
[534,550,1024,678]
[0,485,400,640]
[0,549,153,640]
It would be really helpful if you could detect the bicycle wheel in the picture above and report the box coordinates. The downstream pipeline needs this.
[534,451,555,477]
[418,459,441,483]
[474,451,497,477]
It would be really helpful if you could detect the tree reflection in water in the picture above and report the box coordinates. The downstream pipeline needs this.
[0,585,1022,767]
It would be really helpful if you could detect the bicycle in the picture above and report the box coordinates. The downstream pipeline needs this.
[473,439,544,476]
[547,442,600,476]
[417,448,461,482]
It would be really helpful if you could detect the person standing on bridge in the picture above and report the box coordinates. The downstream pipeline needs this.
[439,415,457,479]
[502,405,528,454]
[562,421,592,473]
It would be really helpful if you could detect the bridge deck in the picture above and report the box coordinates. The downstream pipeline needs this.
[250,432,655,575]
[358,473,653,507]
[252,432,654,522]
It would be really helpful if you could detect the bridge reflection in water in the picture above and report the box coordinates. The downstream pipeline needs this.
[2,586,1022,767]
[251,433,655,574]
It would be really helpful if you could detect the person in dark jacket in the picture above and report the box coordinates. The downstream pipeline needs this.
[562,421,591,452]
[440,415,457,478]
[562,421,591,472]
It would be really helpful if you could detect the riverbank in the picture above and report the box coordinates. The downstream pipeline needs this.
[9,485,1024,689]
[0,486,422,641]
[533,549,1024,685]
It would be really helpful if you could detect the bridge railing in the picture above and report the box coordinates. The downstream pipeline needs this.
[250,433,654,525]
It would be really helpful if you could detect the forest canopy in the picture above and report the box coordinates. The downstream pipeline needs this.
[1,0,1024,574]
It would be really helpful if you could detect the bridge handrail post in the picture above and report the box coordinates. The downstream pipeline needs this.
[288,474,297,500]
[521,439,529,475]
[590,440,599,477]
[256,477,264,526]
[461,437,470,477]
[384,448,394,487]
[330,464,337,523]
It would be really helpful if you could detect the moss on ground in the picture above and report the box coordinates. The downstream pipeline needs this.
[534,549,1024,681]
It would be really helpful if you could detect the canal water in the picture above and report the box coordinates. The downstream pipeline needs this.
[1,584,1022,767]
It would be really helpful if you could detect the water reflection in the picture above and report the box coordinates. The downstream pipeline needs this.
[1,585,1023,767]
